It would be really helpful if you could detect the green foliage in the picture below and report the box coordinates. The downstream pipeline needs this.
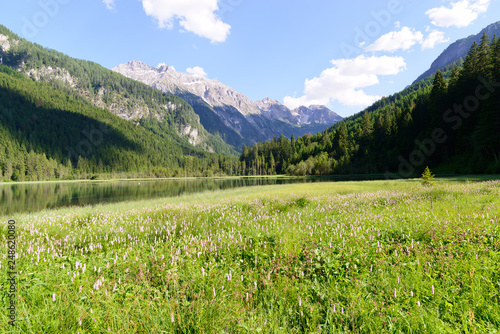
[242,36,500,176]
[0,64,241,181]
[3,179,500,332]
[421,166,435,187]
[0,25,242,181]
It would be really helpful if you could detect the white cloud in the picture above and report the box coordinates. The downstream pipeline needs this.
[186,66,207,78]
[365,27,449,52]
[102,0,115,10]
[283,55,406,109]
[426,0,490,28]
[365,27,424,53]
[422,30,450,50]
[141,0,231,43]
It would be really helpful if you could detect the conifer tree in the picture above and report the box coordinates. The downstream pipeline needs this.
[431,70,446,99]
[421,166,434,187]
[360,111,374,139]
[461,42,479,80]
[491,35,500,80]
[477,33,491,78]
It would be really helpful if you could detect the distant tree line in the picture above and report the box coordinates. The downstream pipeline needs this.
[241,33,500,176]
[0,64,242,182]
[0,24,235,157]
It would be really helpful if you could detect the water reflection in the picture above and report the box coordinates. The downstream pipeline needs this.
[0,177,340,215]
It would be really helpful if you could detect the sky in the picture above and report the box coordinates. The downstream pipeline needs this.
[1,0,499,117]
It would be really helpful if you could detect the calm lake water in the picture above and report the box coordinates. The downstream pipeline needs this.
[0,176,358,216]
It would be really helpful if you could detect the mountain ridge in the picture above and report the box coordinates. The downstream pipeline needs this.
[112,60,342,149]
[413,20,500,84]
[0,25,239,156]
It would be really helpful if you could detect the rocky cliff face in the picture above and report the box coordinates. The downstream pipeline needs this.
[114,60,261,115]
[113,61,342,148]
[0,29,232,154]
[256,99,343,126]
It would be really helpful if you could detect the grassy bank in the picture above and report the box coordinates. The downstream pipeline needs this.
[1,178,500,332]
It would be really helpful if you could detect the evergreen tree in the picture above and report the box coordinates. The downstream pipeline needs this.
[461,42,479,81]
[360,111,374,139]
[421,166,434,187]
[448,67,461,89]
[430,70,446,101]
[477,33,491,78]
[491,35,500,80]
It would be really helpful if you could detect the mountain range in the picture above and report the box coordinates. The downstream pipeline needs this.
[242,22,500,176]
[0,19,499,181]
[112,61,342,149]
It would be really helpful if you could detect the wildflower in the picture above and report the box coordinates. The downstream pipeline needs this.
[298,296,302,307]
[432,285,434,295]
[79,317,82,326]
[171,313,175,323]
[394,288,397,298]
[52,293,56,302]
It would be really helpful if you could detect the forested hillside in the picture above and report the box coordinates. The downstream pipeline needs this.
[0,64,243,181]
[413,20,500,84]
[0,25,234,156]
[241,34,500,177]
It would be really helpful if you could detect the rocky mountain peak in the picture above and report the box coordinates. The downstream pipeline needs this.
[256,97,281,106]
[112,60,342,148]
[156,63,176,73]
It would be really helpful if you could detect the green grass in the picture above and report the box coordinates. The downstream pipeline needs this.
[1,178,500,333]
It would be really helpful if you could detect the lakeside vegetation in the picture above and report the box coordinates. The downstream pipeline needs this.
[1,177,499,332]
[0,176,312,216]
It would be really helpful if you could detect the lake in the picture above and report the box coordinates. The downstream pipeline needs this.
[0,176,358,216]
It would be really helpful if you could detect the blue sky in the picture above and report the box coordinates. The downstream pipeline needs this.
[1,0,499,117]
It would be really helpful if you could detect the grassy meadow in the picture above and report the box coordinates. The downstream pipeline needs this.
[1,177,500,333]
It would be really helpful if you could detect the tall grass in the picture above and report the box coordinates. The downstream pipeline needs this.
[1,179,500,333]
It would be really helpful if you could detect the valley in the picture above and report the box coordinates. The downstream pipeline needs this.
[1,4,500,333]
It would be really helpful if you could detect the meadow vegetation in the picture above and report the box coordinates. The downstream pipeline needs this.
[1,178,500,333]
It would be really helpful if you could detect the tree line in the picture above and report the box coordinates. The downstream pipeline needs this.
[0,64,242,182]
[241,33,500,176]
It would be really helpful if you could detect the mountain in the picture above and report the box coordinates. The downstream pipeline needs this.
[413,20,500,84]
[112,61,342,149]
[292,105,343,126]
[241,23,500,176]
[0,25,235,156]
[256,98,343,126]
[0,24,248,182]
